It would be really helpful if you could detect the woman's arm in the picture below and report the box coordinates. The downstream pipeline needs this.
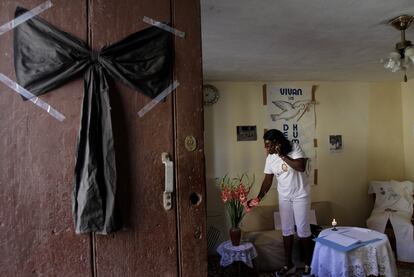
[275,142,307,172]
[257,174,274,200]
[279,155,307,172]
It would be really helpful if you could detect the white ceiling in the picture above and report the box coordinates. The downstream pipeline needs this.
[201,0,414,82]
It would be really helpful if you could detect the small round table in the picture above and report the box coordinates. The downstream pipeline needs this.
[311,227,398,277]
[217,240,258,276]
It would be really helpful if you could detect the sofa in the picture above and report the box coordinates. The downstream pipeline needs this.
[240,201,332,271]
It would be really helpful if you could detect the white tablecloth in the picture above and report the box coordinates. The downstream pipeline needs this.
[311,227,397,277]
[217,241,258,268]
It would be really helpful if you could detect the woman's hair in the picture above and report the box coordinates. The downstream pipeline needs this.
[263,129,292,155]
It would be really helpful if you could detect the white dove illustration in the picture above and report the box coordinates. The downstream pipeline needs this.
[270,100,310,122]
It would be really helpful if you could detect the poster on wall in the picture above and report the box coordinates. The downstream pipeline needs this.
[264,84,317,185]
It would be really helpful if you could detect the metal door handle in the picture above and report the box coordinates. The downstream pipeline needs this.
[162,153,173,210]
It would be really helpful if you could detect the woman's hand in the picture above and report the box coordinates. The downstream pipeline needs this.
[274,143,282,155]
[247,197,261,208]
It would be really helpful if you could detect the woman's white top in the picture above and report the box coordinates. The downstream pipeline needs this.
[264,143,310,199]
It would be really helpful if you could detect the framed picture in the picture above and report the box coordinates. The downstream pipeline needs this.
[237,126,257,141]
[329,135,343,152]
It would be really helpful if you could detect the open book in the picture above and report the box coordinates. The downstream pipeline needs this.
[323,233,360,247]
[340,228,383,242]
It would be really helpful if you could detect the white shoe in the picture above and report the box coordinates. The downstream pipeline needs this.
[302,265,312,277]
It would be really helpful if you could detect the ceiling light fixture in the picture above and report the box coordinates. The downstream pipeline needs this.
[381,15,414,82]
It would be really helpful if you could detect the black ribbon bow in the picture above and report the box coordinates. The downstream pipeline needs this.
[13,7,172,234]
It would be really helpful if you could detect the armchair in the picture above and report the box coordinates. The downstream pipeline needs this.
[366,180,414,263]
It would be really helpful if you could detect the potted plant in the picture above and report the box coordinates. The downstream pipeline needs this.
[218,173,255,246]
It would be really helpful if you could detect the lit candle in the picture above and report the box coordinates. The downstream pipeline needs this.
[332,218,338,231]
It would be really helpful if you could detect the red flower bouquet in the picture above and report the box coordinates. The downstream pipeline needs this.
[218,173,255,229]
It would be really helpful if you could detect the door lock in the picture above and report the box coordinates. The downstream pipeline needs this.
[184,136,197,152]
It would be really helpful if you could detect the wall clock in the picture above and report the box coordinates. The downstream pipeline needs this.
[203,84,220,106]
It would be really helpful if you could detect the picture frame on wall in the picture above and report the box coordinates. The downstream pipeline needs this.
[236,126,257,141]
[329,135,343,152]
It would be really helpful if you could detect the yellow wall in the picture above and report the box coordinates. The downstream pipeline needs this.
[205,81,406,232]
[367,83,405,180]
[402,80,414,181]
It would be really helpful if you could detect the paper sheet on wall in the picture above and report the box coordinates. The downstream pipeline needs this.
[265,84,317,185]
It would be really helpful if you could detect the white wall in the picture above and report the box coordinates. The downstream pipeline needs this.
[205,81,407,236]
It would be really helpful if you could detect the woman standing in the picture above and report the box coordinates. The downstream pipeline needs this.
[249,129,312,277]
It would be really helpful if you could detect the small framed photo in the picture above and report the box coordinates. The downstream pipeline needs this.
[237,126,257,141]
[329,135,343,152]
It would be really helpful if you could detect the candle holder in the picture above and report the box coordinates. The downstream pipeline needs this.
[331,219,338,231]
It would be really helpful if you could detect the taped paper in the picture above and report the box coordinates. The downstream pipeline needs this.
[0,73,65,121]
[0,0,53,36]
[143,16,185,38]
[138,80,179,117]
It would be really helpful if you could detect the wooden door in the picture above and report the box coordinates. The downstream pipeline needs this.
[90,0,207,275]
[0,1,92,276]
[0,0,206,276]
[90,0,178,276]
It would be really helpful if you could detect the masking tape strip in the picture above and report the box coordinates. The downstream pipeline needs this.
[143,16,185,38]
[0,73,65,121]
[138,80,179,118]
[0,0,53,36]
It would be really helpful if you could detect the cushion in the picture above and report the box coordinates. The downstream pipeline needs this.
[240,205,277,232]
[369,180,414,214]
[391,180,414,195]
[240,201,333,232]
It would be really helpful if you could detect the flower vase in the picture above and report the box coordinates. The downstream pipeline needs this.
[229,228,242,246]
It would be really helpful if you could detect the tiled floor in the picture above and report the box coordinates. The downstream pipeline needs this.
[208,255,414,277]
